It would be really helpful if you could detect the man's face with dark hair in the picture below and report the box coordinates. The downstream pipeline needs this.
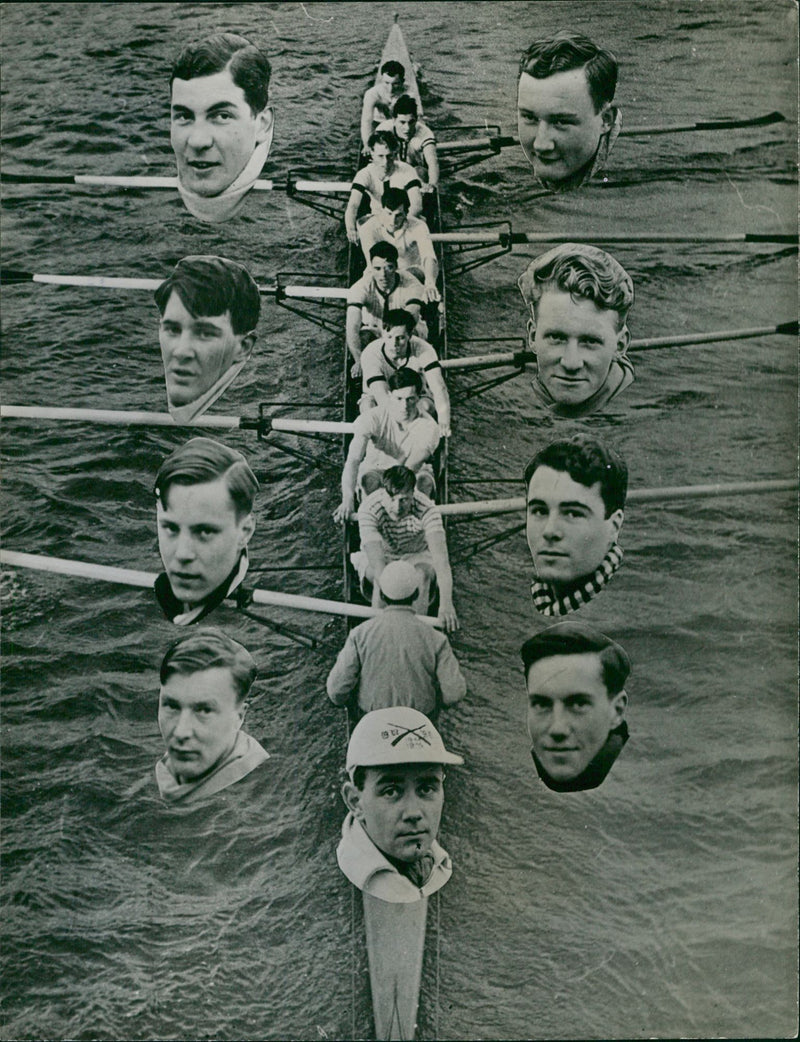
[369,141,396,180]
[526,652,626,781]
[383,323,411,363]
[158,666,244,782]
[343,764,444,862]
[370,254,398,293]
[386,384,420,425]
[157,476,255,605]
[517,67,612,186]
[393,112,417,141]
[159,291,254,408]
[529,289,627,405]
[170,67,272,196]
[526,465,622,586]
[380,202,408,233]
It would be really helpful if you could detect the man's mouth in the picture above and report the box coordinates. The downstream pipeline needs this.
[169,367,199,382]
[170,572,203,584]
[537,550,568,559]
[170,748,200,761]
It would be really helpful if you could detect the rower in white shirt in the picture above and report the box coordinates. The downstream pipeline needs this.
[358,187,440,304]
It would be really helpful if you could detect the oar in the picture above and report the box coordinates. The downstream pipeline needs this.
[1,171,354,195]
[0,269,349,299]
[0,549,440,625]
[441,322,798,372]
[440,478,798,518]
[436,112,786,154]
[432,230,796,246]
[0,405,257,430]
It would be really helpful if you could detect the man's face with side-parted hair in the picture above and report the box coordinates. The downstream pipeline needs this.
[526,652,626,781]
[170,66,272,196]
[517,67,613,186]
[526,465,622,587]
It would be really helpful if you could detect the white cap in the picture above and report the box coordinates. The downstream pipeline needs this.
[346,707,464,775]
[378,561,419,601]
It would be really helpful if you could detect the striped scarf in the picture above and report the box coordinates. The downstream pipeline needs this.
[530,544,624,617]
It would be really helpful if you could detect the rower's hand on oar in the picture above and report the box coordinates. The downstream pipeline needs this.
[438,422,451,439]
[420,183,437,195]
[333,501,353,526]
[350,358,362,379]
[438,603,459,633]
[423,282,441,304]
[346,225,360,246]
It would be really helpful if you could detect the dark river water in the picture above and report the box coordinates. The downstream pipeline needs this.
[1,2,797,1039]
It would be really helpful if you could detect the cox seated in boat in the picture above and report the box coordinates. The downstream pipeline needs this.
[154,437,258,625]
[349,465,458,633]
[338,707,463,902]
[360,59,408,151]
[326,561,466,718]
[346,241,427,378]
[517,31,620,193]
[156,255,260,423]
[344,130,423,245]
[169,33,274,223]
[518,243,635,417]
[358,187,441,304]
[376,94,439,194]
[525,435,627,620]
[334,367,439,514]
[359,308,451,439]
[521,621,630,791]
[156,628,269,804]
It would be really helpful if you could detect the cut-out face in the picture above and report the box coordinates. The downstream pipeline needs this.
[517,67,612,186]
[344,764,445,862]
[526,652,626,781]
[526,466,622,587]
[157,477,254,605]
[158,666,244,783]
[171,67,272,196]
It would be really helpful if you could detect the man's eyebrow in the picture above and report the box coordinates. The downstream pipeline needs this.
[206,101,240,114]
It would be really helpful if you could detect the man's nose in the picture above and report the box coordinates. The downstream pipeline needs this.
[559,339,583,371]
[186,119,213,150]
[533,121,556,152]
[548,704,571,738]
[172,709,195,740]
[172,330,197,360]
[174,531,197,562]
[541,510,563,540]
[400,795,424,822]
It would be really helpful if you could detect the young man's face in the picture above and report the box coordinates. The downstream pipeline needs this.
[530,289,627,405]
[526,465,622,587]
[370,255,398,293]
[517,67,611,186]
[386,385,419,425]
[383,323,411,362]
[370,143,396,179]
[385,488,416,520]
[158,666,244,783]
[379,72,404,98]
[159,292,253,407]
[526,652,626,782]
[380,203,408,233]
[170,67,271,196]
[157,477,255,605]
[393,113,416,141]
[344,764,445,862]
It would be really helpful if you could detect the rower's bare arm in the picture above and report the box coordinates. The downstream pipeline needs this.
[407,184,424,219]
[360,90,376,149]
[362,540,388,608]
[334,434,367,524]
[426,367,451,437]
[344,189,362,244]
[346,306,364,376]
[427,528,458,632]
[423,141,440,189]
[422,254,441,303]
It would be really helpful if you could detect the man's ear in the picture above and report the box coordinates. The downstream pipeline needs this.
[599,102,616,133]
[616,323,631,354]
[526,314,538,354]
[610,689,628,728]
[608,508,624,540]
[240,331,257,361]
[254,106,274,146]
[238,513,256,549]
[237,701,248,728]
[342,779,365,821]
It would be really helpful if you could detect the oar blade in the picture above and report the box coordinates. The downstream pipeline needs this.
[0,269,34,284]
[695,110,786,131]
[1,171,75,184]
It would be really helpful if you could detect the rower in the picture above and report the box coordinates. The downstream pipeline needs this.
[154,437,258,625]
[334,368,440,520]
[326,560,466,717]
[344,130,423,245]
[517,31,620,192]
[346,241,427,378]
[155,255,260,422]
[169,33,274,222]
[358,187,440,303]
[155,627,270,804]
[338,706,464,902]
[517,242,635,416]
[376,94,439,193]
[359,308,451,440]
[360,59,407,150]
[350,464,458,633]
[524,435,627,619]
[521,621,630,791]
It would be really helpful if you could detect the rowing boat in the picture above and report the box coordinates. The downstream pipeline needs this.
[342,18,448,1041]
